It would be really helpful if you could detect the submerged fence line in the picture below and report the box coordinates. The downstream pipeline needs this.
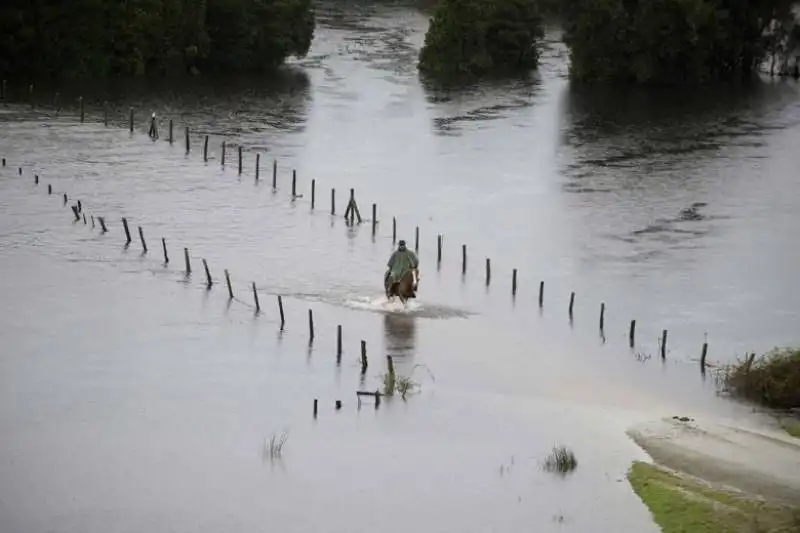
[3,160,400,409]
[3,155,725,377]
[0,96,728,374]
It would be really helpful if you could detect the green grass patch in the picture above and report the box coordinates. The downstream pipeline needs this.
[779,418,800,439]
[628,461,800,533]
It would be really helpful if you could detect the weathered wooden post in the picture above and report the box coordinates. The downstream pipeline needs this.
[313,399,318,419]
[311,179,316,209]
[255,153,260,182]
[18,167,22,175]
[291,170,297,197]
[238,146,242,175]
[98,217,107,233]
[184,127,190,154]
[168,119,173,143]
[1,158,4,166]
[47,184,52,194]
[568,291,575,317]
[308,309,315,342]
[138,226,147,253]
[225,270,233,299]
[184,247,191,274]
[272,159,277,188]
[629,320,636,347]
[360,341,368,374]
[485,258,491,285]
[372,204,377,236]
[512,269,518,296]
[63,193,68,206]
[79,97,84,123]
[252,282,260,313]
[203,136,209,162]
[392,217,397,244]
[221,142,226,166]
[121,218,132,245]
[129,107,134,133]
[415,226,419,252]
[77,200,82,212]
[700,341,709,371]
[91,216,95,229]
[331,188,336,215]
[34,174,38,185]
[336,325,342,364]
[71,205,80,221]
[599,302,605,330]
[538,281,544,307]
[437,234,442,264]
[202,259,212,288]
[661,330,668,359]
[277,296,285,329]
[162,238,169,264]
[83,214,87,225]
[335,400,342,411]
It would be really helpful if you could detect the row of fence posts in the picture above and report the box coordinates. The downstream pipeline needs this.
[6,159,393,413]
[1,95,717,376]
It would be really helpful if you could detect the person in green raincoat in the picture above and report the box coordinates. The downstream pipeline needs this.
[385,240,419,294]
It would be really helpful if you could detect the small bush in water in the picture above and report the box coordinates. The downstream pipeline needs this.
[543,445,578,474]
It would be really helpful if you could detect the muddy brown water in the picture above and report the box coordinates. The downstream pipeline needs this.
[2,2,800,532]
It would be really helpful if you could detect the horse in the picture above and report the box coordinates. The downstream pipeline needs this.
[385,269,419,305]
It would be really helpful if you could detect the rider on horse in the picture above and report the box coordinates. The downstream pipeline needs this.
[385,240,419,296]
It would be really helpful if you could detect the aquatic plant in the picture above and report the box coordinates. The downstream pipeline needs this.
[542,445,578,475]
[265,431,289,460]
[717,347,800,410]
[381,371,419,400]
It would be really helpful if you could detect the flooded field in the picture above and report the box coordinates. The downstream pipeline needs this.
[1,1,799,531]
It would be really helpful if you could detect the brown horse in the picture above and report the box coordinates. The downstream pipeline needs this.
[385,269,419,304]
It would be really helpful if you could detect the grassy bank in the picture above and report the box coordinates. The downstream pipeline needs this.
[628,461,800,533]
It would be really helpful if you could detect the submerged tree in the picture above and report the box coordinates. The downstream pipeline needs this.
[563,0,799,84]
[0,0,315,79]
[418,0,544,81]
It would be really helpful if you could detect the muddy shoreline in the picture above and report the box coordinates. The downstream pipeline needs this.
[627,417,800,507]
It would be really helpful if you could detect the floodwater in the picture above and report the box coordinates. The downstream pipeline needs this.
[2,2,800,532]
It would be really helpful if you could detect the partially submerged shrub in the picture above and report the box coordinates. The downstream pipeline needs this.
[542,445,578,475]
[719,347,800,410]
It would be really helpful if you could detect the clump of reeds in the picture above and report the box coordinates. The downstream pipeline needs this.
[542,445,578,475]
[382,370,419,400]
[265,431,289,460]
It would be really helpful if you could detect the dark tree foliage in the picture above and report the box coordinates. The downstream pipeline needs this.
[0,0,315,79]
[562,0,798,84]
[418,0,544,80]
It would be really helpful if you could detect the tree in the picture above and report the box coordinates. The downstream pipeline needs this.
[0,0,315,79]
[418,0,544,81]
[563,0,799,84]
